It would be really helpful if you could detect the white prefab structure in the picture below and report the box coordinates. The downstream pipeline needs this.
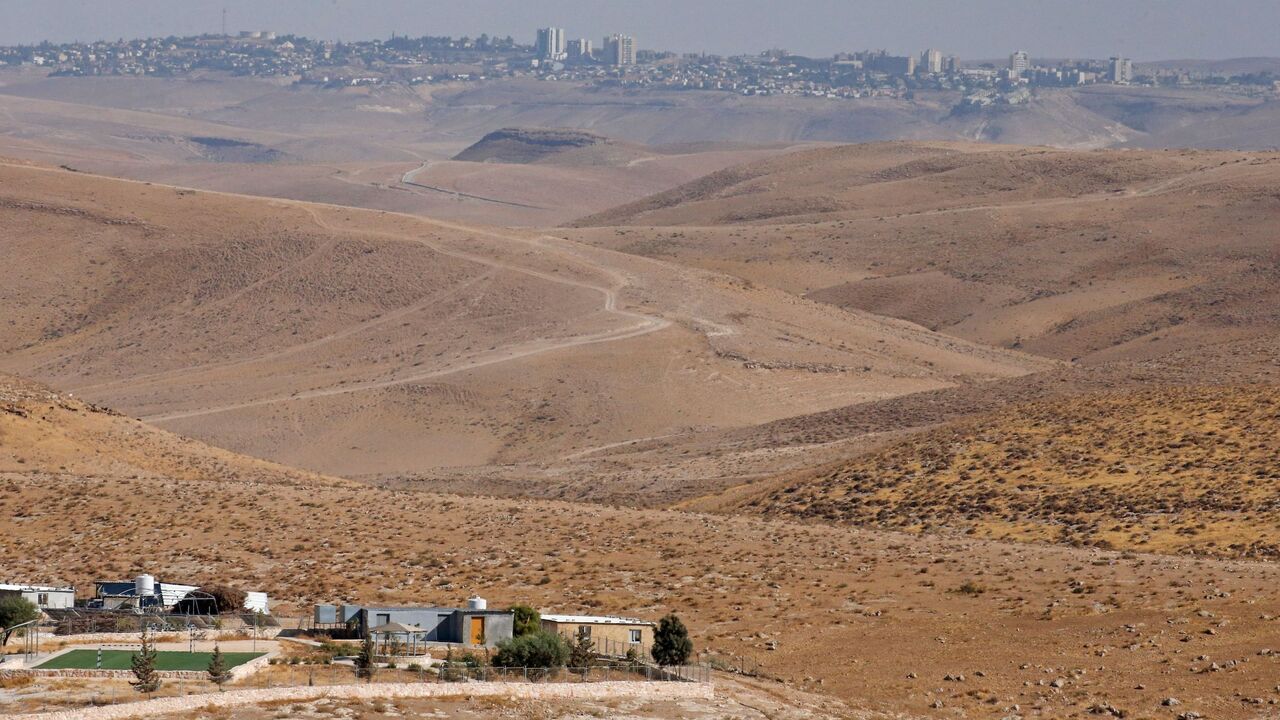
[0,583,75,610]
[156,583,198,609]
[243,592,269,613]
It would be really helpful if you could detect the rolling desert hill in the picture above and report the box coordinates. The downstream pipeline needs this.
[5,374,1280,719]
[0,68,807,227]
[0,157,1046,494]
[451,127,639,165]
[707,385,1280,559]
[3,68,1280,230]
[0,372,338,488]
[5,63,1280,718]
[568,142,1280,368]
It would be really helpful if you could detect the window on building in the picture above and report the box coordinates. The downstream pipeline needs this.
[576,625,591,640]
[629,629,642,643]
[376,613,391,626]
[37,593,49,605]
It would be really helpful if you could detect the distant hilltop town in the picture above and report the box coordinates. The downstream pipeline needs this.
[1,29,1277,103]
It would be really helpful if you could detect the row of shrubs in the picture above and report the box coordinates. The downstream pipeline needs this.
[268,656,333,666]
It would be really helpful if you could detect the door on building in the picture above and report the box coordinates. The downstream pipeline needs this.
[469,617,484,645]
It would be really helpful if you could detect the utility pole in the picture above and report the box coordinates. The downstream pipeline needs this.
[221,8,227,37]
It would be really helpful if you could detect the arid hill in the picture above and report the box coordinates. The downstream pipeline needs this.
[5,374,1280,718]
[0,373,337,488]
[709,385,1280,559]
[452,127,636,165]
[0,69,807,226]
[567,143,1280,368]
[0,157,1044,494]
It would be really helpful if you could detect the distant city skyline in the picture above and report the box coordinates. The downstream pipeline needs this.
[3,0,1279,62]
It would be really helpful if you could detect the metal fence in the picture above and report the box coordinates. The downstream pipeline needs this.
[45,610,279,636]
[436,664,709,683]
[0,664,712,715]
[234,662,709,687]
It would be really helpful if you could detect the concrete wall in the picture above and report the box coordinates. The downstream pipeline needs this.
[13,679,713,720]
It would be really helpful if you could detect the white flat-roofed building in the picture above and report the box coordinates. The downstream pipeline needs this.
[0,583,75,610]
[540,613,656,656]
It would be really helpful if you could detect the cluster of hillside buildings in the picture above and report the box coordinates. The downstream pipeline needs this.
[1,575,268,614]
[2,577,653,656]
[2,30,1276,101]
[534,27,636,67]
[315,597,654,656]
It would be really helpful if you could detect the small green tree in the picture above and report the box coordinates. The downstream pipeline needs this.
[354,634,376,682]
[569,632,595,673]
[492,630,569,676]
[130,628,161,695]
[0,596,40,645]
[206,644,232,690]
[650,614,692,666]
[511,605,541,637]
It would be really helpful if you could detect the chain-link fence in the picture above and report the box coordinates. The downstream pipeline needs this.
[241,662,709,687]
[0,662,711,715]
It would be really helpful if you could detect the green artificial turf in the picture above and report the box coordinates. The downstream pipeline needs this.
[36,649,264,671]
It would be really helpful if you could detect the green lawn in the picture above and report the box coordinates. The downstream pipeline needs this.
[36,649,264,671]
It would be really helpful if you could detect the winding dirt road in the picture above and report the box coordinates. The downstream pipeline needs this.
[140,203,672,423]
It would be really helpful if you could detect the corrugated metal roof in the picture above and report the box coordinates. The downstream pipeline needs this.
[156,583,198,607]
[541,614,654,626]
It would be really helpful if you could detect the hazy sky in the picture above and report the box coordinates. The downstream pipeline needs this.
[3,0,1278,61]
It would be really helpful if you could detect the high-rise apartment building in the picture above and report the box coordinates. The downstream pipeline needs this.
[602,34,635,66]
[1009,49,1030,77]
[922,48,943,74]
[567,38,592,59]
[536,27,566,61]
[1109,56,1133,84]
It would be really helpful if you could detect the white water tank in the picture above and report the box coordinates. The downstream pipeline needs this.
[135,574,155,597]
[467,596,487,611]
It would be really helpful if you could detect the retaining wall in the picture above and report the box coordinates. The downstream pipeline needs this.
[12,680,713,720]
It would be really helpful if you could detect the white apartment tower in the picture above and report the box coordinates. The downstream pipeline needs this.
[603,34,635,66]
[536,27,567,61]
[922,48,943,74]
[1009,49,1030,77]
[1109,56,1133,84]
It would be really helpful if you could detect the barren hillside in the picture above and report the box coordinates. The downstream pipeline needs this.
[452,127,641,166]
[707,385,1280,559]
[568,143,1280,367]
[0,69,806,227]
[4,377,1280,719]
[0,158,1045,494]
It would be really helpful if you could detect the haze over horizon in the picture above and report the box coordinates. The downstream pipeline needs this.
[4,0,1279,62]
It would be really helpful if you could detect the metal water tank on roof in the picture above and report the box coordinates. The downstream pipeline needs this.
[467,596,487,611]
[135,574,155,597]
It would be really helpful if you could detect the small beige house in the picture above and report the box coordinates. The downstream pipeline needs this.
[540,614,656,657]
